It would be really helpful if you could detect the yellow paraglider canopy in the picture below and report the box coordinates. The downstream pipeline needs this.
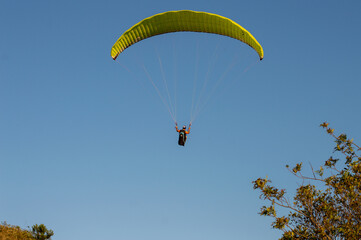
[111,10,264,60]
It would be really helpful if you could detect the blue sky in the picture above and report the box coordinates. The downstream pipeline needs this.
[1,1,361,239]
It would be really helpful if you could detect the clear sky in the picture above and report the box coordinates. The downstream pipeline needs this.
[1,1,361,240]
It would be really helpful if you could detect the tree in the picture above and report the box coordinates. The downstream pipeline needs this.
[0,222,53,240]
[0,222,34,240]
[31,224,54,240]
[253,123,361,239]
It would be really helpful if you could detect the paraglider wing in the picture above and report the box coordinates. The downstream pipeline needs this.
[111,10,264,60]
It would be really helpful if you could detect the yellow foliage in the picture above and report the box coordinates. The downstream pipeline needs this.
[0,223,34,240]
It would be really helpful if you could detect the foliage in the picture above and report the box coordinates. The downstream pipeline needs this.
[0,222,34,240]
[253,123,361,239]
[31,224,53,240]
[0,222,53,240]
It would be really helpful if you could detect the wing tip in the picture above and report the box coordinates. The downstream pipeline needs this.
[111,52,120,60]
